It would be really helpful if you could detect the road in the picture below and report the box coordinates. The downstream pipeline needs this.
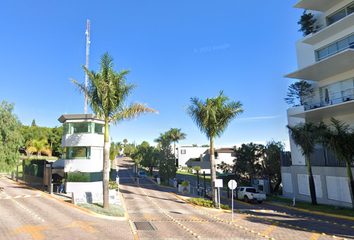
[0,176,132,240]
[119,158,354,240]
[1,158,353,240]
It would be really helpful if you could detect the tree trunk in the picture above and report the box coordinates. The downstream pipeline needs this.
[345,159,354,210]
[102,121,110,210]
[209,138,218,207]
[306,155,317,205]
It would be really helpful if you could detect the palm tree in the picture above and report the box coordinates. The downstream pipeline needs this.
[167,128,186,167]
[32,139,49,157]
[123,139,128,147]
[287,122,324,205]
[70,52,158,209]
[185,91,243,206]
[322,118,354,210]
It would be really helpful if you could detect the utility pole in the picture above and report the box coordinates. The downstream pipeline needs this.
[84,19,91,114]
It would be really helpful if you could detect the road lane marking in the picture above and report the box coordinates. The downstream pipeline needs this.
[262,223,279,237]
[143,213,157,220]
[9,225,54,239]
[309,233,320,240]
[188,215,202,221]
[0,193,43,199]
[65,221,99,233]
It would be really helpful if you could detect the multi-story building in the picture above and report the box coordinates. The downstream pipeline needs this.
[58,114,106,194]
[283,0,354,208]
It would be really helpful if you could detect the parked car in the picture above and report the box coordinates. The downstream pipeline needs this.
[236,187,266,203]
[138,171,147,178]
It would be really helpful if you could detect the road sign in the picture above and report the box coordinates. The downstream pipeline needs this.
[228,180,237,190]
[214,179,223,188]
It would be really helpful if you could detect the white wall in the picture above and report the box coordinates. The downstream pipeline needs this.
[62,133,104,147]
[178,147,209,167]
[64,147,103,172]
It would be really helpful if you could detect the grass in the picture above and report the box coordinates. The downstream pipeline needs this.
[77,203,125,217]
[187,197,229,210]
[267,195,354,218]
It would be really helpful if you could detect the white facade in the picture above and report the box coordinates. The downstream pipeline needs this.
[177,146,235,174]
[284,0,354,207]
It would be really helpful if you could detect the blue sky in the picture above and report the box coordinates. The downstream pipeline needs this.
[1,1,303,149]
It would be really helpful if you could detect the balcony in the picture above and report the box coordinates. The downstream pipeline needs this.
[294,0,343,12]
[284,49,354,81]
[288,96,354,121]
[303,13,354,45]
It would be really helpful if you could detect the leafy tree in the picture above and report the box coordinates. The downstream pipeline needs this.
[115,142,123,155]
[0,101,24,172]
[287,122,325,205]
[185,91,243,206]
[285,80,314,107]
[154,133,176,185]
[298,10,321,36]
[140,146,159,176]
[322,118,354,210]
[70,52,157,209]
[123,139,128,147]
[32,139,49,157]
[217,161,232,173]
[262,140,284,194]
[192,144,198,147]
[31,119,37,127]
[167,128,186,167]
[201,144,209,147]
[124,143,136,158]
[233,143,263,180]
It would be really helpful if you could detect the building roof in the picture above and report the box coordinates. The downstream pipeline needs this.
[58,114,104,123]
[216,148,234,153]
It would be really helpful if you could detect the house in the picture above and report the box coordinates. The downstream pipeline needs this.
[58,114,106,194]
[177,146,236,174]
[283,0,354,208]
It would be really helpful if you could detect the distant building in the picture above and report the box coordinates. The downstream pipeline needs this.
[177,146,236,174]
[283,0,354,208]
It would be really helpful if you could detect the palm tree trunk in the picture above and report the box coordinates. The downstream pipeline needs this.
[345,159,354,210]
[306,155,317,205]
[210,138,218,207]
[174,141,177,167]
[103,121,110,210]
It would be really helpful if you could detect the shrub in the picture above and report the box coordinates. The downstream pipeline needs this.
[67,172,90,182]
[181,180,189,187]
[187,197,230,210]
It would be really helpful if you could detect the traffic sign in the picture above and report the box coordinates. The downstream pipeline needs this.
[228,180,237,190]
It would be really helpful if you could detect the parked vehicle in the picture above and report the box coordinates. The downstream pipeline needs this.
[138,171,147,178]
[236,187,266,203]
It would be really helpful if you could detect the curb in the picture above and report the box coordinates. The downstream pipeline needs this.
[267,201,354,221]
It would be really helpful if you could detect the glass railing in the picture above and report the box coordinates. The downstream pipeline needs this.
[304,93,354,110]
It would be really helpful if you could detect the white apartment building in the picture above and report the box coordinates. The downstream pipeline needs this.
[283,0,354,207]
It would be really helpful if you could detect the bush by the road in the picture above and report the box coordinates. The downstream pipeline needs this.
[188,197,229,210]
[77,203,125,217]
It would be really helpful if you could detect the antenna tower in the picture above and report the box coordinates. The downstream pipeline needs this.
[84,19,91,114]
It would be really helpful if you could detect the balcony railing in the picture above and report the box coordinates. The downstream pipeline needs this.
[304,94,354,111]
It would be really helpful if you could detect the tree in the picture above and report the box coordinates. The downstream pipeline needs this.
[154,133,176,185]
[287,122,324,205]
[233,143,263,180]
[123,139,128,147]
[124,143,136,158]
[262,141,284,194]
[298,10,321,36]
[109,142,116,161]
[31,119,37,127]
[32,139,49,157]
[285,80,314,107]
[115,142,123,155]
[0,101,23,172]
[185,91,243,206]
[167,128,186,167]
[70,52,158,209]
[217,161,232,173]
[140,146,159,176]
[322,118,354,210]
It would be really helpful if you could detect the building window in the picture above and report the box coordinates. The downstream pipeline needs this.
[316,34,354,61]
[320,78,354,104]
[63,122,104,135]
[181,149,186,154]
[327,3,354,25]
[63,146,91,159]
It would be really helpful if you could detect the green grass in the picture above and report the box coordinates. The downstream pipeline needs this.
[267,195,354,218]
[187,197,229,210]
[77,203,125,217]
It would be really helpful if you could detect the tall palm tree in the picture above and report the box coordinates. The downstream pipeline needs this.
[322,118,354,210]
[167,128,186,167]
[70,52,158,209]
[185,91,243,206]
[287,122,324,205]
[123,139,128,147]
